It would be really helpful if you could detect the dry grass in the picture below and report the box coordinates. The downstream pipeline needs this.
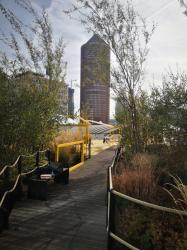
[54,129,82,145]
[130,153,158,170]
[113,153,158,201]
[113,153,187,249]
[164,175,187,211]
[47,129,84,161]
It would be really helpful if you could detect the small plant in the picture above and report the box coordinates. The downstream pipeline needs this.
[59,150,70,168]
[164,175,187,211]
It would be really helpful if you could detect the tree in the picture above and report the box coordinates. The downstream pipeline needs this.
[66,0,154,152]
[0,0,67,165]
[178,0,187,15]
[149,70,187,146]
[115,90,151,154]
[0,0,66,83]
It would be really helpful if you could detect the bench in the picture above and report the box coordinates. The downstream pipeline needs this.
[27,176,52,201]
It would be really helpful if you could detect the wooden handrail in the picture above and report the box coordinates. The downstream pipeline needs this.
[107,147,187,250]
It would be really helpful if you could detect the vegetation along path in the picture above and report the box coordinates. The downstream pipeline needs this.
[0,146,115,250]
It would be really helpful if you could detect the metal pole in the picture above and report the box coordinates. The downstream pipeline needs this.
[81,143,84,163]
[88,138,91,159]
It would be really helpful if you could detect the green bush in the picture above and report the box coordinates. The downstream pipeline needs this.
[116,204,187,250]
[59,151,70,168]
[156,148,187,185]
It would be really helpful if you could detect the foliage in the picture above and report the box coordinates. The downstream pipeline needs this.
[154,147,187,186]
[54,129,83,145]
[0,0,66,81]
[116,204,187,250]
[179,0,187,15]
[116,69,187,159]
[149,71,187,146]
[108,11,187,245]
[0,1,66,166]
[58,146,81,168]
[116,90,151,152]
[113,153,187,249]
[165,175,187,211]
[59,150,70,168]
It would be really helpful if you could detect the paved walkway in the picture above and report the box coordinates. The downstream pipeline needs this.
[0,146,115,250]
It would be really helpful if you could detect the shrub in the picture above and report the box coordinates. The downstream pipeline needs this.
[155,147,187,185]
[116,204,187,250]
[113,152,187,249]
[59,150,70,168]
[54,129,82,145]
[58,145,81,168]
[113,153,158,202]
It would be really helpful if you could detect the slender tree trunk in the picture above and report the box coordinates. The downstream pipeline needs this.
[133,102,140,151]
[130,96,140,153]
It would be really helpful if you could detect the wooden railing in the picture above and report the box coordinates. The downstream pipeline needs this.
[0,149,50,209]
[107,147,187,250]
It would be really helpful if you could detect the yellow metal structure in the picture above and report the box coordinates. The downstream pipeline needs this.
[55,140,85,172]
[79,116,90,158]
[55,116,90,159]
[79,116,90,143]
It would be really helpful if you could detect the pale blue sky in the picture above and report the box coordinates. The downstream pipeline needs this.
[1,0,187,118]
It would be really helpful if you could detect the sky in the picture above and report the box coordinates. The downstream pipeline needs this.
[1,0,187,118]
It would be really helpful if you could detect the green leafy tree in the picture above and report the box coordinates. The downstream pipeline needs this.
[149,70,187,146]
[115,90,151,154]
[0,1,67,166]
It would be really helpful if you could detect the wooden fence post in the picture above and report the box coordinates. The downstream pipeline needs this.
[4,167,10,190]
[55,145,59,162]
[88,138,91,159]
[81,143,84,163]
[36,151,39,167]
[107,191,116,250]
[46,150,51,165]
[17,155,22,174]
[17,155,23,200]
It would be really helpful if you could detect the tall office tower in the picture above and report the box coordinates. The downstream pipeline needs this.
[80,34,110,123]
[68,87,74,117]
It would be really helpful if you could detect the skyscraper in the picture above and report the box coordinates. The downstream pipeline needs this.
[68,87,74,117]
[80,34,110,123]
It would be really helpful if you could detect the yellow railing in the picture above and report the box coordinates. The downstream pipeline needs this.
[56,116,90,159]
[55,140,85,172]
